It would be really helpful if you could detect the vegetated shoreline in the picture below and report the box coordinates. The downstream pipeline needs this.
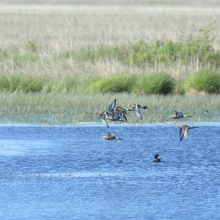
[0,121,219,126]
[0,92,219,125]
[0,5,219,125]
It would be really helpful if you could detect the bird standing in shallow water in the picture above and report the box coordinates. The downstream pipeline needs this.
[175,125,198,141]
[127,104,147,120]
[100,132,123,141]
[153,154,163,162]
[169,110,192,119]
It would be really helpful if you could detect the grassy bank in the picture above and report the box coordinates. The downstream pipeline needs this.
[0,92,219,125]
[0,4,218,124]
[0,22,219,94]
[0,68,220,94]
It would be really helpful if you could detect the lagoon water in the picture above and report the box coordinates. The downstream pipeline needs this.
[0,124,220,219]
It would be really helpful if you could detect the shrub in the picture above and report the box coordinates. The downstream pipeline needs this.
[0,75,45,92]
[65,25,220,69]
[133,72,176,94]
[84,73,137,93]
[182,69,220,93]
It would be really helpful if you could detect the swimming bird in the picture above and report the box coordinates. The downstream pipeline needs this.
[175,125,198,141]
[169,110,192,119]
[127,104,147,120]
[92,111,109,128]
[153,154,163,162]
[100,132,123,141]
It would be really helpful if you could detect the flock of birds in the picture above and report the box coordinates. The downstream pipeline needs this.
[93,99,198,162]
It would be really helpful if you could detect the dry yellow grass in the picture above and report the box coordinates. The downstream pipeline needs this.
[0,1,219,78]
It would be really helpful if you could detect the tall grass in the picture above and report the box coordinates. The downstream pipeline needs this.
[0,5,219,79]
[181,69,220,93]
[0,75,79,93]
[0,92,219,125]
[85,73,137,93]
[133,72,176,94]
[65,24,220,69]
[0,69,220,94]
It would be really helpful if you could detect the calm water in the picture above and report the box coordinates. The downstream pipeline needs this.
[0,124,220,219]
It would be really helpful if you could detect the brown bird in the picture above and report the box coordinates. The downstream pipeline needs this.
[100,132,123,141]
[153,154,163,162]
[92,111,109,128]
[92,99,117,128]
[169,110,192,119]
[175,125,198,141]
[127,104,147,120]
[112,106,132,121]
[105,109,127,122]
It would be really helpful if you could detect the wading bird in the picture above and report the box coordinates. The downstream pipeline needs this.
[175,125,198,141]
[127,104,147,120]
[169,110,192,119]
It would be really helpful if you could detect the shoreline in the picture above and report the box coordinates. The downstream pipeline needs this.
[0,121,219,127]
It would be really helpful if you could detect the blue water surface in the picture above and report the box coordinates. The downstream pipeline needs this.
[0,124,219,219]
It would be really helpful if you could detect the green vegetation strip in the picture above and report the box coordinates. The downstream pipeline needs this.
[0,92,219,125]
[0,69,220,94]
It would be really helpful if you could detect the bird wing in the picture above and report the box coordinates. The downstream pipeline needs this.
[133,108,142,120]
[176,111,184,117]
[99,115,109,128]
[111,110,120,120]
[115,106,125,112]
[109,99,116,113]
[107,132,122,140]
[184,127,189,139]
[107,132,116,139]
[135,105,141,113]
[108,132,115,136]
[179,128,184,141]
[120,112,127,121]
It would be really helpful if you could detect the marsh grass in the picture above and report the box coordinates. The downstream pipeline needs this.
[0,70,216,95]
[0,5,219,79]
[68,28,220,70]
[1,69,219,95]
[85,73,137,93]
[0,3,219,124]
[0,92,219,124]
[182,69,220,93]
[133,72,176,94]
